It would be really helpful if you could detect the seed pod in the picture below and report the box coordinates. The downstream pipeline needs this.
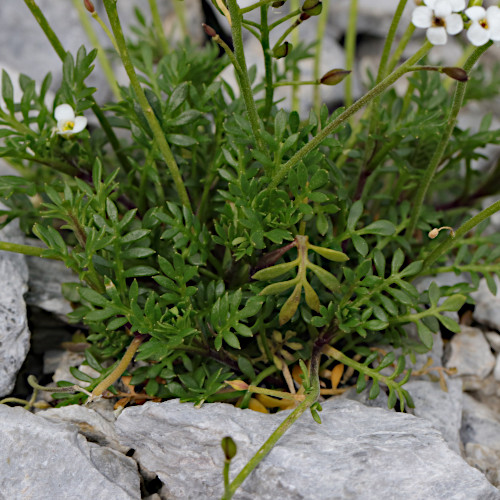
[300,12,311,21]
[320,69,351,86]
[272,0,286,6]
[442,67,468,82]
[84,0,95,13]
[302,0,322,16]
[221,436,237,460]
[202,23,217,38]
[273,42,293,59]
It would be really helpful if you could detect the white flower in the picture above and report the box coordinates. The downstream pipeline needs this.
[465,6,500,46]
[53,104,87,136]
[412,0,465,45]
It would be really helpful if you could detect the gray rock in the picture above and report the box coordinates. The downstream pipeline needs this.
[0,205,29,397]
[471,276,500,331]
[25,240,77,318]
[486,331,500,353]
[461,393,500,452]
[0,405,140,499]
[466,443,500,488]
[340,380,391,410]
[444,326,495,379]
[495,355,500,382]
[404,378,463,454]
[41,404,129,453]
[116,398,499,500]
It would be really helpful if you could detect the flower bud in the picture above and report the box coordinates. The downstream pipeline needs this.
[302,0,322,16]
[272,0,286,6]
[272,42,292,59]
[202,23,217,38]
[320,69,351,86]
[442,67,468,82]
[300,13,311,21]
[225,379,249,391]
[221,436,237,461]
[83,0,95,13]
[428,228,439,239]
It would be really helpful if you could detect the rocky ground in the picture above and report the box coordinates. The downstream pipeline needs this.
[2,1,500,499]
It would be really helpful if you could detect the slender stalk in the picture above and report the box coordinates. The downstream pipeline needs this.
[222,347,321,499]
[103,0,191,209]
[269,10,301,30]
[0,240,60,259]
[344,0,358,107]
[386,23,415,74]
[89,335,145,400]
[290,0,300,112]
[406,42,492,237]
[241,0,278,14]
[423,199,500,270]
[226,0,264,150]
[148,0,170,54]
[72,0,121,100]
[261,5,274,120]
[239,364,278,409]
[90,9,120,53]
[274,19,301,50]
[269,42,431,189]
[172,0,188,37]
[223,461,231,497]
[376,0,408,82]
[313,0,329,116]
[273,80,317,87]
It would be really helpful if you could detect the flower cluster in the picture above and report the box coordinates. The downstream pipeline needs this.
[412,1,500,46]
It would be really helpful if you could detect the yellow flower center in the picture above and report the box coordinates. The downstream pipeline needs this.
[432,16,445,28]
[62,121,75,132]
[480,18,489,29]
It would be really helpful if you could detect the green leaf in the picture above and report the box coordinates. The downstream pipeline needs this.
[2,70,14,114]
[391,249,405,275]
[260,277,300,296]
[279,282,302,325]
[439,294,466,312]
[85,308,118,321]
[69,366,95,383]
[377,352,395,370]
[373,249,385,277]
[416,321,433,349]
[309,169,328,190]
[351,233,368,257]
[358,220,396,236]
[428,282,440,308]
[122,266,157,278]
[307,262,340,292]
[356,372,367,393]
[121,229,150,244]
[387,388,397,409]
[166,134,198,146]
[308,244,349,262]
[347,200,363,230]
[167,83,188,113]
[437,314,461,333]
[238,356,256,379]
[79,287,109,307]
[223,331,241,349]
[369,380,380,399]
[303,280,320,311]
[399,260,423,278]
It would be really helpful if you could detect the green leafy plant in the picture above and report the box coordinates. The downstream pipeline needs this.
[2,0,500,497]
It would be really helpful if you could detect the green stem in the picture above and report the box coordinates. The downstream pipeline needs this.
[274,20,300,50]
[223,461,231,496]
[344,0,358,107]
[241,0,277,14]
[0,240,60,259]
[148,0,170,54]
[226,0,264,150]
[172,0,188,38]
[290,0,300,112]
[103,0,191,209]
[313,0,329,116]
[222,348,321,499]
[376,0,408,83]
[261,5,274,120]
[423,199,500,270]
[386,23,415,74]
[269,10,301,30]
[406,42,491,237]
[269,42,432,189]
[273,80,317,87]
[239,363,278,410]
[73,0,121,100]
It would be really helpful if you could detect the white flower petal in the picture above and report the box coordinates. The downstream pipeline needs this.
[434,0,452,18]
[54,104,75,122]
[412,6,433,28]
[465,6,486,22]
[423,0,437,8]
[467,23,490,46]
[72,116,88,134]
[449,0,465,12]
[445,13,463,35]
[427,26,448,45]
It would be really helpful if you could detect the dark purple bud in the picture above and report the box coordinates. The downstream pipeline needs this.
[202,23,217,38]
[442,67,468,82]
[320,69,351,86]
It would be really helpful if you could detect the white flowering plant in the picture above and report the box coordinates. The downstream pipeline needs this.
[1,0,500,496]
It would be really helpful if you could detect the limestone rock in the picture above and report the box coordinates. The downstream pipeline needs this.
[0,405,140,499]
[116,398,499,499]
